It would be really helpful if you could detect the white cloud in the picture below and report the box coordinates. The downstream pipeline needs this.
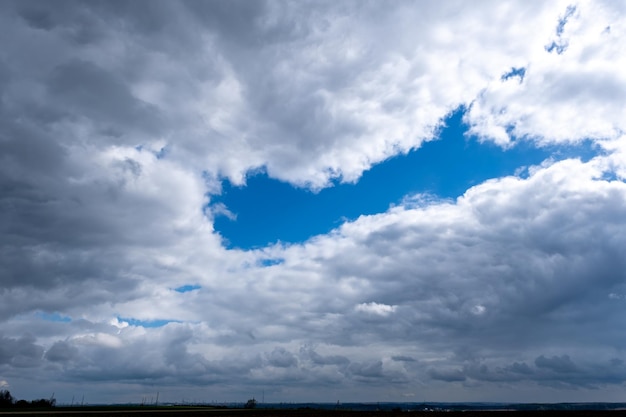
[355,302,397,317]
[73,333,123,349]
[3,0,600,189]
[471,305,487,316]
[466,1,626,146]
[208,202,237,221]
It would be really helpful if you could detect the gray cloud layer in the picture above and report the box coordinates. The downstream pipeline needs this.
[1,0,626,404]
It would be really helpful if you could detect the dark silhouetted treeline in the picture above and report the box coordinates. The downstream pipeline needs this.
[0,390,56,408]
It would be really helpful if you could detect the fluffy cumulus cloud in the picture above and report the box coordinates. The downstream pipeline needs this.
[1,0,626,404]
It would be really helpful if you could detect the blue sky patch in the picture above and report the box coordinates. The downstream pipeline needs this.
[546,5,576,54]
[174,284,201,293]
[501,67,526,83]
[118,317,181,328]
[155,146,168,159]
[36,311,72,323]
[556,5,576,36]
[258,258,284,267]
[212,108,599,250]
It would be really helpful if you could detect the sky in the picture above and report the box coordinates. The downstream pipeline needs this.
[1,0,626,405]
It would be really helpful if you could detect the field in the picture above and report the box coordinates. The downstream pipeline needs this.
[1,407,626,417]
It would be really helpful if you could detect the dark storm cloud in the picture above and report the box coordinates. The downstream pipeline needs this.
[504,362,534,375]
[428,368,466,382]
[535,355,578,373]
[348,361,384,379]
[45,340,79,363]
[391,356,416,362]
[0,334,44,368]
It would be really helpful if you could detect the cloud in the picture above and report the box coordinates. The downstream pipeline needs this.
[301,346,350,367]
[505,362,534,375]
[6,1,620,191]
[391,356,416,363]
[3,153,623,401]
[355,302,397,317]
[429,368,466,382]
[208,202,237,221]
[0,334,44,368]
[466,2,626,146]
[267,347,298,368]
[1,0,626,404]
[45,340,79,363]
[535,355,578,373]
[348,361,384,379]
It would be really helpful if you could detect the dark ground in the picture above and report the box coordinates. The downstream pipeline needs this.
[2,409,626,417]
